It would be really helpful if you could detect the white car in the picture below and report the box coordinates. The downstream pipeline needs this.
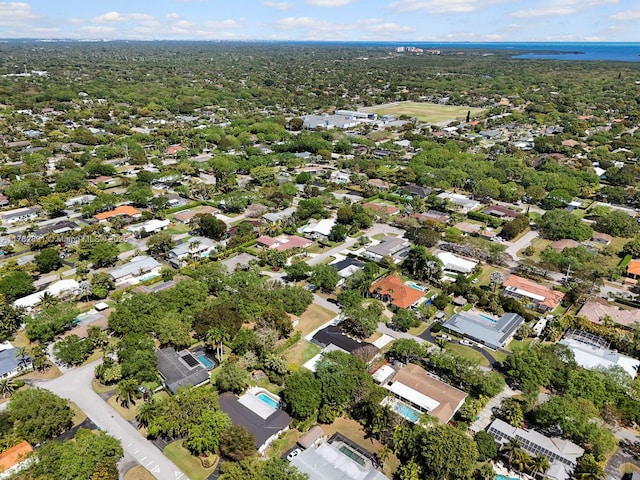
[459,339,474,346]
[440,334,451,341]
[287,448,302,461]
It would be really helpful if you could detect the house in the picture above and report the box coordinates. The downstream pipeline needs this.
[222,252,257,273]
[591,233,612,246]
[381,363,467,424]
[256,234,313,252]
[94,205,141,222]
[627,259,640,280]
[406,185,435,198]
[412,210,450,224]
[302,218,336,240]
[219,390,292,454]
[290,436,389,480]
[13,279,81,310]
[32,221,79,238]
[370,275,425,309]
[577,297,640,328]
[108,255,162,285]
[367,178,391,190]
[89,175,116,187]
[362,236,410,263]
[0,195,8,207]
[167,236,217,266]
[487,419,584,480]
[0,207,40,225]
[173,205,220,224]
[0,441,34,479]
[501,275,565,312]
[362,202,400,216]
[436,192,480,213]
[330,257,365,281]
[559,331,640,378]
[442,311,525,350]
[437,251,478,275]
[262,207,297,224]
[550,239,579,251]
[165,144,187,156]
[312,325,378,357]
[483,205,519,219]
[127,219,170,237]
[64,194,96,208]
[0,342,32,379]
[330,171,351,184]
[156,348,210,394]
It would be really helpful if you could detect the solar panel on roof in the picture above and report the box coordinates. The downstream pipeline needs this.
[181,353,199,368]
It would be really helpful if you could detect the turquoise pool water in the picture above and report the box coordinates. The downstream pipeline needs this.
[495,475,519,480]
[139,272,159,282]
[479,314,497,323]
[391,401,421,423]
[198,355,214,369]
[257,393,279,409]
[407,282,426,291]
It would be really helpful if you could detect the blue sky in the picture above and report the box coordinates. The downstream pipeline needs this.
[0,0,638,42]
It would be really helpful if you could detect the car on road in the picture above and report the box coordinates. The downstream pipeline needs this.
[287,448,302,461]
[459,339,474,346]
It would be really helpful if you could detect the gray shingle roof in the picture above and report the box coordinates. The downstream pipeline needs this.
[443,311,524,349]
[156,348,209,394]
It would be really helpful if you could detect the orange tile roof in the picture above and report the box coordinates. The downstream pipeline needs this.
[95,205,141,221]
[502,274,564,310]
[628,260,640,276]
[0,441,33,471]
[370,275,425,309]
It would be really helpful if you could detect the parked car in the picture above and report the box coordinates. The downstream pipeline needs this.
[459,339,474,346]
[439,334,451,341]
[287,448,302,461]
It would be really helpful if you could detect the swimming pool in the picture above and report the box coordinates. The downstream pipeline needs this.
[479,314,497,323]
[338,445,366,466]
[495,475,519,480]
[139,272,159,282]
[257,392,279,409]
[407,282,427,292]
[391,401,422,423]
[197,355,214,369]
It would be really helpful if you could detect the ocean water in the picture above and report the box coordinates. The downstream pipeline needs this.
[296,41,640,62]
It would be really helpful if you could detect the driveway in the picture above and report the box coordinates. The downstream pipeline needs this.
[35,361,186,480]
[504,230,538,261]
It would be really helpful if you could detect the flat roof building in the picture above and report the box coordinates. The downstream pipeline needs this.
[560,332,640,378]
[437,251,478,275]
[443,311,524,350]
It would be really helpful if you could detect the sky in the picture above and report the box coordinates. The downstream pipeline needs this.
[0,0,639,42]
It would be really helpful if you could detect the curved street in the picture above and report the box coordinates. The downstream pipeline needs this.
[35,361,185,480]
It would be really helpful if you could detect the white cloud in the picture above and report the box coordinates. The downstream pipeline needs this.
[263,1,293,10]
[608,9,640,20]
[364,22,415,34]
[306,0,360,6]
[91,11,157,24]
[510,7,576,17]
[0,2,40,26]
[388,0,505,14]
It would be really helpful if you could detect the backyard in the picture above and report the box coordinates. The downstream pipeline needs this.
[163,440,216,480]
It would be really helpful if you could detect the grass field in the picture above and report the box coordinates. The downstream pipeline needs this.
[164,440,215,480]
[297,303,337,336]
[444,343,490,367]
[361,102,485,124]
[124,466,156,480]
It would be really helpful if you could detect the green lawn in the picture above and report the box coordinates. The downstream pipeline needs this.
[284,340,322,367]
[444,343,490,367]
[508,338,533,352]
[360,101,485,123]
[163,440,215,480]
[165,224,191,235]
[117,242,135,253]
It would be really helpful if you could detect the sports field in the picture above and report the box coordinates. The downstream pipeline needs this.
[360,101,485,124]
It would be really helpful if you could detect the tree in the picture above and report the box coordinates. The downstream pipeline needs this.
[185,409,232,455]
[594,210,639,237]
[219,456,308,480]
[538,210,593,241]
[475,431,499,461]
[310,264,340,293]
[219,424,257,461]
[0,379,17,398]
[55,168,87,192]
[147,231,176,257]
[77,240,119,268]
[341,303,382,339]
[116,378,139,408]
[0,270,34,302]
[54,334,93,366]
[328,223,349,242]
[621,237,640,258]
[34,247,62,273]
[574,454,605,480]
[530,455,550,478]
[388,339,428,364]
[0,296,25,342]
[25,302,80,343]
[7,388,73,444]
[90,272,115,299]
[392,309,421,332]
[216,362,249,394]
[193,213,228,240]
[284,262,311,281]
[40,194,67,217]
[282,369,322,420]
[494,398,524,427]
[402,245,443,284]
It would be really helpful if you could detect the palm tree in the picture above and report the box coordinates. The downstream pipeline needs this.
[501,437,523,467]
[206,326,229,363]
[116,378,139,408]
[376,445,392,470]
[0,379,17,398]
[39,291,57,309]
[512,448,532,474]
[436,337,447,351]
[136,396,158,428]
[16,346,30,369]
[530,455,550,478]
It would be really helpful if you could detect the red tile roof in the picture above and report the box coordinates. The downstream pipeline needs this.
[94,205,141,221]
[370,275,425,309]
[363,202,400,215]
[502,275,564,310]
[0,441,33,471]
[628,260,640,277]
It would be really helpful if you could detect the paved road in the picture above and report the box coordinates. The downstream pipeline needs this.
[504,230,538,262]
[35,361,186,480]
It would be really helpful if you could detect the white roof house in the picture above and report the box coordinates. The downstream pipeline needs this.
[167,236,217,265]
[14,279,80,310]
[437,252,478,274]
[303,218,336,238]
[127,219,170,236]
[436,192,480,213]
[108,255,162,285]
[560,337,640,378]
